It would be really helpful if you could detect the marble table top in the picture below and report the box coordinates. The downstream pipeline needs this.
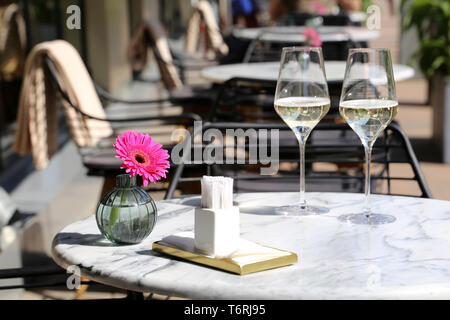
[233,26,380,43]
[201,61,415,84]
[348,12,367,23]
[52,192,450,299]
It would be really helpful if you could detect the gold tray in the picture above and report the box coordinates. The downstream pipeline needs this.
[152,232,298,275]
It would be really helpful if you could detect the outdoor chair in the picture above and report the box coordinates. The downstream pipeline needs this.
[152,0,229,80]
[176,0,229,68]
[209,77,277,122]
[209,77,343,122]
[12,39,201,193]
[0,3,27,174]
[165,121,431,199]
[210,77,394,125]
[243,33,359,63]
[0,3,26,124]
[44,56,201,194]
[128,19,220,115]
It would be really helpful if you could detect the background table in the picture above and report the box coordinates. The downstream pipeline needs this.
[52,192,450,299]
[233,26,380,43]
[348,12,367,24]
[201,61,415,84]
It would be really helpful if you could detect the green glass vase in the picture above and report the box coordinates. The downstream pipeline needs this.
[96,174,157,244]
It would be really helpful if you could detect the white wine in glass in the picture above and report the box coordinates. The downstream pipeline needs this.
[274,97,330,137]
[339,99,398,142]
[274,47,330,216]
[339,48,398,225]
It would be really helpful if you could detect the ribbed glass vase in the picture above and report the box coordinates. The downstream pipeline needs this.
[96,174,157,244]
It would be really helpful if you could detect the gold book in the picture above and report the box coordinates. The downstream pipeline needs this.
[152,232,298,275]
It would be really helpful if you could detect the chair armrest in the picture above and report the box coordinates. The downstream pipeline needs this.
[48,63,202,125]
[95,83,171,105]
[69,92,202,124]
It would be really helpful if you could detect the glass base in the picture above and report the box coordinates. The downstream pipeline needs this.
[338,213,396,225]
[275,204,329,216]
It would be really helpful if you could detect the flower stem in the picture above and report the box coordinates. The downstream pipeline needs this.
[110,178,131,228]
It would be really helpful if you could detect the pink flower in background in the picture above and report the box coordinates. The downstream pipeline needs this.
[312,1,327,16]
[114,131,170,186]
[302,27,322,47]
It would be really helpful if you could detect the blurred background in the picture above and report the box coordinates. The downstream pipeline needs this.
[0,0,448,299]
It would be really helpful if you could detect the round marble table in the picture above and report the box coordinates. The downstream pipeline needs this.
[232,26,380,43]
[201,61,415,84]
[52,192,450,299]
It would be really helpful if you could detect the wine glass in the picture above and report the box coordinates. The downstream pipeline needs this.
[339,48,398,225]
[274,47,330,216]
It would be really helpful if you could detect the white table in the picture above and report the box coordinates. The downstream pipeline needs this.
[201,61,415,84]
[233,26,380,43]
[52,192,450,299]
[348,12,367,24]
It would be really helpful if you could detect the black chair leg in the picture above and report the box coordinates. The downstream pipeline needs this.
[126,291,144,300]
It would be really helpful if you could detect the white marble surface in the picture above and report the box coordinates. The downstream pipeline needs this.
[348,12,367,23]
[52,192,450,299]
[233,26,380,43]
[201,61,415,84]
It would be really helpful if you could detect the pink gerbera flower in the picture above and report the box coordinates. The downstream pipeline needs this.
[312,1,327,16]
[114,131,170,187]
[302,27,322,47]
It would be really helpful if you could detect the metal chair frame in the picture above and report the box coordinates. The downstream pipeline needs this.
[209,77,345,122]
[242,31,359,63]
[165,121,432,199]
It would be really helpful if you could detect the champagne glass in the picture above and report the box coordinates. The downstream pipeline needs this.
[274,47,330,216]
[339,48,398,225]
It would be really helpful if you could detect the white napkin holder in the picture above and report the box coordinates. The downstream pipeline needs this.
[195,206,240,257]
[194,176,240,257]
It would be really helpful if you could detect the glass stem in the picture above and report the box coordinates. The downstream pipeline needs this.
[364,145,373,217]
[299,140,306,209]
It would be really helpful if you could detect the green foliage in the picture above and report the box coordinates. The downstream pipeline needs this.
[402,0,450,78]
[362,0,374,12]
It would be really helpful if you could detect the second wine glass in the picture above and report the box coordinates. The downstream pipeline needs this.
[274,47,330,216]
[338,48,398,225]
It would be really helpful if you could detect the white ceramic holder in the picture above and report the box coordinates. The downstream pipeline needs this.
[194,206,240,257]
